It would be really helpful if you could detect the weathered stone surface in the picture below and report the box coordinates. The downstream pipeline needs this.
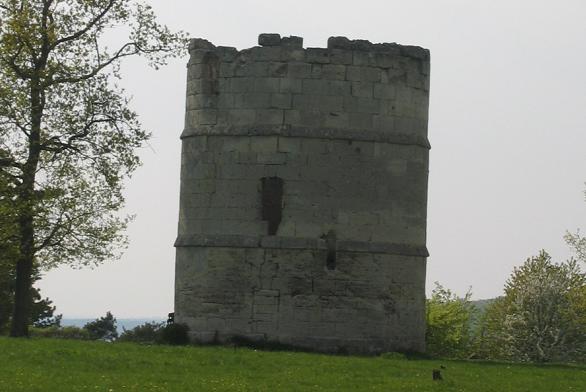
[281,36,303,48]
[327,36,352,50]
[175,34,431,355]
[175,247,427,354]
[258,33,281,46]
[189,38,215,51]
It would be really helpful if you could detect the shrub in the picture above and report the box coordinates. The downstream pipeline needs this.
[380,352,407,360]
[30,325,90,340]
[118,321,165,344]
[426,282,476,358]
[227,335,302,352]
[160,323,190,345]
[477,251,586,362]
[83,311,118,341]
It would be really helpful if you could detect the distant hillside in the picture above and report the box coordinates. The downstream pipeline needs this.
[469,298,499,328]
[471,298,498,313]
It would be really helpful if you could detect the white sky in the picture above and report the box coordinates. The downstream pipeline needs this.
[38,0,586,318]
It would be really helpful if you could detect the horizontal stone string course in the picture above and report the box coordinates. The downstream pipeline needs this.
[180,125,431,149]
[174,234,429,257]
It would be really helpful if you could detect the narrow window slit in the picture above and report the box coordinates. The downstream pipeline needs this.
[326,230,337,270]
[261,177,284,236]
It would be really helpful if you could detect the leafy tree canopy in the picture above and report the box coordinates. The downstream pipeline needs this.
[565,186,586,263]
[83,311,117,340]
[425,282,476,358]
[481,251,586,362]
[0,0,188,336]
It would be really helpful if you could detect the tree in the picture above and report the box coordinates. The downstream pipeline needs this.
[0,172,18,331]
[425,282,476,358]
[481,251,586,362]
[1,280,63,333]
[30,287,62,328]
[0,0,188,337]
[1,202,61,333]
[565,186,586,263]
[83,311,117,340]
[118,320,165,343]
[0,262,15,332]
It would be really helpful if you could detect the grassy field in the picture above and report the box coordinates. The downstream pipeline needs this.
[0,337,585,391]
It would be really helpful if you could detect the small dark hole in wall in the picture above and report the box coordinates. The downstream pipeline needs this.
[325,230,337,270]
[326,249,336,270]
[261,177,284,236]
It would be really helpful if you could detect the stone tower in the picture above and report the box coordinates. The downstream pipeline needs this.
[175,34,430,354]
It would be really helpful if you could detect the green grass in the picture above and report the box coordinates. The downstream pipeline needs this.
[0,337,584,391]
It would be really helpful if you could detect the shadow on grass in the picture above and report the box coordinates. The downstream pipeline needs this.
[188,334,367,356]
[433,357,586,370]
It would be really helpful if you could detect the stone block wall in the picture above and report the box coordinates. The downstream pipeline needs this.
[175,34,431,354]
[175,247,426,353]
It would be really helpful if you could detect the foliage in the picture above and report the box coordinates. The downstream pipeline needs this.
[379,352,407,360]
[83,311,118,341]
[0,269,62,332]
[30,287,62,328]
[425,282,476,358]
[0,0,188,336]
[566,232,586,264]
[0,174,18,332]
[30,325,89,340]
[227,335,304,353]
[0,208,61,333]
[1,337,586,391]
[471,296,507,359]
[0,168,18,261]
[0,263,14,333]
[478,251,586,362]
[117,321,165,343]
[160,323,190,345]
[565,185,586,263]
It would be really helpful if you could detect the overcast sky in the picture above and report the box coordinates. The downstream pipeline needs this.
[38,0,586,318]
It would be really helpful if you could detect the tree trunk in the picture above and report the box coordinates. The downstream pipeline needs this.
[9,244,34,337]
[9,157,37,338]
[9,78,43,337]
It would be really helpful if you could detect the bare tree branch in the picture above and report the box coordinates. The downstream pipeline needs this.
[45,42,138,87]
[0,154,23,169]
[35,214,63,252]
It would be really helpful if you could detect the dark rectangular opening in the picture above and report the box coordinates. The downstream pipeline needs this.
[261,177,284,236]
[326,230,337,270]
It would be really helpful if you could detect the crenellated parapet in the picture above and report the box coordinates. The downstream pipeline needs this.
[183,34,430,148]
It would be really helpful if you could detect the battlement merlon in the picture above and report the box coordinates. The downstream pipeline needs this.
[188,34,430,63]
